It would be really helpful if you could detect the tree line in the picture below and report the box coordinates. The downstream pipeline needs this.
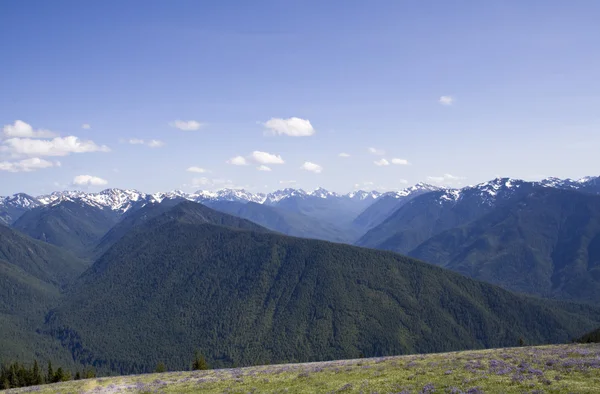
[0,360,96,390]
[0,352,209,390]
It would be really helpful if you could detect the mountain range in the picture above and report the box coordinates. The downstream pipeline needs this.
[2,175,600,374]
[42,201,600,373]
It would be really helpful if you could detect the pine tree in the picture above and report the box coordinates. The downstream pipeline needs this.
[84,367,96,379]
[46,361,54,384]
[75,371,81,380]
[155,362,166,373]
[192,351,209,370]
[53,367,64,383]
[32,360,42,385]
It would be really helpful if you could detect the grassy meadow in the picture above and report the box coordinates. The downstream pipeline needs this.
[5,343,600,394]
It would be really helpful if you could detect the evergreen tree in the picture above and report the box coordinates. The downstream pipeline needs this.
[32,360,42,385]
[192,351,209,370]
[154,362,166,373]
[46,361,54,384]
[75,371,81,380]
[84,367,96,379]
[53,367,64,383]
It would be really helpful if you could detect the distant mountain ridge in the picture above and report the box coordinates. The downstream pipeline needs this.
[2,176,598,226]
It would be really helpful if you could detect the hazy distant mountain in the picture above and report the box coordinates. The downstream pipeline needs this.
[353,183,441,232]
[357,178,539,253]
[12,201,120,259]
[409,188,600,303]
[45,201,600,373]
[206,200,359,242]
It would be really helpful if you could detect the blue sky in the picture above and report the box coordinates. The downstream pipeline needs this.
[1,0,599,195]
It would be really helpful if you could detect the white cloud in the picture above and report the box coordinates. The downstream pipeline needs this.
[264,117,315,137]
[374,158,390,166]
[227,156,248,166]
[391,158,410,165]
[125,139,164,148]
[353,181,375,189]
[368,147,385,156]
[3,136,110,157]
[427,173,466,184]
[147,140,164,148]
[187,166,208,173]
[170,120,203,131]
[189,177,238,190]
[300,161,322,173]
[439,96,454,106]
[399,179,409,184]
[250,151,284,164]
[257,165,272,171]
[81,123,91,130]
[0,157,58,172]
[2,120,57,139]
[338,152,350,158]
[72,175,108,186]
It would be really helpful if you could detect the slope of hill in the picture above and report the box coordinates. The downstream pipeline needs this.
[0,225,88,364]
[356,179,539,253]
[10,343,600,394]
[12,201,120,258]
[45,203,600,374]
[409,188,600,303]
[206,200,358,243]
[93,198,186,258]
[0,224,88,286]
[352,184,441,233]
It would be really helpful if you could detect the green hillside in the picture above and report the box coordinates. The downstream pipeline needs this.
[409,189,600,303]
[44,203,600,374]
[0,225,88,365]
[12,201,120,259]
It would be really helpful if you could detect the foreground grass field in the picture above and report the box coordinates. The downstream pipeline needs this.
[6,343,600,393]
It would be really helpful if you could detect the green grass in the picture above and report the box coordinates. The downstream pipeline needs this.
[8,343,600,393]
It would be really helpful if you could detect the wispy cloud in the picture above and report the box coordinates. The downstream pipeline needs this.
[439,96,455,106]
[264,117,315,137]
[0,157,59,172]
[72,175,108,186]
[81,123,91,130]
[368,147,385,156]
[300,161,322,173]
[250,151,284,164]
[391,158,410,165]
[338,152,350,158]
[3,136,110,157]
[124,138,164,148]
[427,173,465,185]
[169,120,203,131]
[374,158,390,166]
[186,166,208,173]
[257,165,272,171]
[228,151,285,166]
[227,156,248,166]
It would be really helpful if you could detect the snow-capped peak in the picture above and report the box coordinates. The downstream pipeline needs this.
[308,187,339,199]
